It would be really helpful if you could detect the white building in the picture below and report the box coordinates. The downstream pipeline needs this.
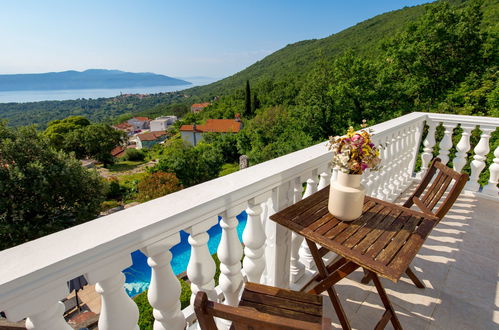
[150,116,177,132]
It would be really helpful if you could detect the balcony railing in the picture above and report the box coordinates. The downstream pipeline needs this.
[0,112,498,329]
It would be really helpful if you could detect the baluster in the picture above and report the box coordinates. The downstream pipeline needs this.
[375,136,389,200]
[387,133,399,201]
[141,234,186,330]
[317,167,331,190]
[466,126,495,191]
[437,123,457,165]
[242,198,266,283]
[218,209,244,306]
[298,173,318,270]
[25,302,73,330]
[264,182,292,288]
[417,121,438,179]
[408,121,425,182]
[3,284,72,330]
[483,145,499,197]
[453,125,474,172]
[402,125,415,188]
[394,129,406,194]
[186,218,218,304]
[85,256,140,330]
[290,177,305,283]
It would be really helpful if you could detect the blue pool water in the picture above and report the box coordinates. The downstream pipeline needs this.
[123,211,248,297]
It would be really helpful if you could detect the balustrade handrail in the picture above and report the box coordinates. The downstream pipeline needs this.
[1,111,497,317]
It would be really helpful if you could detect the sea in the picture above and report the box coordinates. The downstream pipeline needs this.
[0,77,218,103]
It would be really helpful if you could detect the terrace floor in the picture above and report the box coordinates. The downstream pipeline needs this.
[312,188,499,329]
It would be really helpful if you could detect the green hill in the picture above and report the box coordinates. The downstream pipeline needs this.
[184,0,497,100]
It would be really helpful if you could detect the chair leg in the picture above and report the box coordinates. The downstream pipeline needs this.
[405,266,425,289]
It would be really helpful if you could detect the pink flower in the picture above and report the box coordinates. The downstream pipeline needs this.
[361,163,368,171]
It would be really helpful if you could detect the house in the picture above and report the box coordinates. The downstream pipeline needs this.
[131,131,168,149]
[127,117,151,130]
[112,122,134,135]
[110,146,126,158]
[150,116,177,132]
[179,118,242,146]
[190,102,211,113]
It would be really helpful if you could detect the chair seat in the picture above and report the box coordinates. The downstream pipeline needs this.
[238,282,324,324]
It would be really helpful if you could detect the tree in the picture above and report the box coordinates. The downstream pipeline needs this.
[251,92,260,114]
[244,80,252,117]
[136,172,182,202]
[237,106,314,164]
[0,122,105,250]
[64,123,126,165]
[153,138,224,187]
[383,0,487,108]
[44,116,90,147]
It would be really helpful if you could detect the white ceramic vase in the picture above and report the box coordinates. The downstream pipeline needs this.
[328,171,366,221]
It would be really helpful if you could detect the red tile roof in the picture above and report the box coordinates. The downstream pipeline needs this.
[137,131,167,141]
[113,122,133,130]
[133,117,150,121]
[191,102,211,109]
[111,146,126,157]
[180,119,241,133]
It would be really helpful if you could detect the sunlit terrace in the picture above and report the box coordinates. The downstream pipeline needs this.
[0,112,498,329]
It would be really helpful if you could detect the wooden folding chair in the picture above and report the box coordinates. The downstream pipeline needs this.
[364,157,469,288]
[194,282,332,330]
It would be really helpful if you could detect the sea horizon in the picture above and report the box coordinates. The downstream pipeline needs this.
[0,77,218,104]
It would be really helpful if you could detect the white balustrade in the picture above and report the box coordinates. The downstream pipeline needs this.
[466,126,495,191]
[3,112,499,329]
[218,208,244,306]
[483,145,499,197]
[187,219,218,304]
[453,125,474,172]
[298,173,318,270]
[141,235,186,330]
[417,120,438,179]
[242,198,266,283]
[438,123,457,165]
[264,183,292,288]
[290,177,305,283]
[85,256,139,330]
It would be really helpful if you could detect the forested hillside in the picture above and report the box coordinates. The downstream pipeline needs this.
[2,0,496,129]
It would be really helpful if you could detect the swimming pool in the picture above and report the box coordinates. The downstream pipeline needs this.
[123,211,248,297]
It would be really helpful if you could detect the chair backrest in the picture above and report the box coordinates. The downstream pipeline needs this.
[194,291,331,330]
[403,157,468,220]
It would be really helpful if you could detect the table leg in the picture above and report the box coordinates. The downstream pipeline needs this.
[305,239,352,330]
[370,271,403,330]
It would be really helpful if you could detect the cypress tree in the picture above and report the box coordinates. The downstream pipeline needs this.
[244,80,251,117]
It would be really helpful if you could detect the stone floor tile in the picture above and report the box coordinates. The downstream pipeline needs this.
[350,292,431,330]
[441,267,498,311]
[429,291,498,330]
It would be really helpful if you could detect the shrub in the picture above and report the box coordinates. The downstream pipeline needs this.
[100,200,121,212]
[0,123,105,249]
[136,172,182,202]
[124,148,145,161]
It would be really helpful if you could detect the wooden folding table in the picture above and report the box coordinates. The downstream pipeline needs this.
[270,186,438,330]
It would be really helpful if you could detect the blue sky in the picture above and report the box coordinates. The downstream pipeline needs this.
[0,0,432,78]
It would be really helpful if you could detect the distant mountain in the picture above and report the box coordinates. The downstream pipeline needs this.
[0,69,191,91]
